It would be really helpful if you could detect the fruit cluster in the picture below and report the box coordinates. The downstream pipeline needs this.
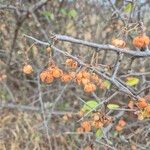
[40,66,63,83]
[38,59,107,93]
[112,34,149,49]
[77,112,112,133]
[133,35,149,49]
[22,58,108,93]
[128,98,150,120]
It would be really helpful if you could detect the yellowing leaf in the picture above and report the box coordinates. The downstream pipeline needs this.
[81,100,98,112]
[124,3,133,13]
[107,104,120,110]
[95,128,103,138]
[126,77,139,86]
[103,80,111,89]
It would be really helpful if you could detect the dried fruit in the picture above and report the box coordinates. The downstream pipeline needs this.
[76,70,90,84]
[76,72,83,85]
[23,64,33,75]
[82,71,90,79]
[40,70,54,84]
[133,35,149,48]
[145,105,150,115]
[81,78,90,85]
[91,73,100,83]
[69,71,76,79]
[84,83,96,93]
[76,72,83,80]
[93,114,100,121]
[92,121,103,128]
[118,119,126,127]
[81,121,91,132]
[61,73,72,83]
[112,38,126,48]
[115,124,123,132]
[65,58,78,69]
[52,67,63,78]
[136,98,148,109]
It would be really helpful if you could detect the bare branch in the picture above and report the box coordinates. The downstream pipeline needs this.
[24,34,139,99]
[55,34,150,57]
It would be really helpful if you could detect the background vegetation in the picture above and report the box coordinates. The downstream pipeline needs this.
[0,0,150,149]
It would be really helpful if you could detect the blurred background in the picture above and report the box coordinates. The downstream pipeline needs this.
[0,0,150,149]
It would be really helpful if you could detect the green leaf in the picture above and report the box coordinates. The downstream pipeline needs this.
[103,80,111,89]
[68,9,77,18]
[81,100,98,112]
[95,128,103,138]
[124,3,133,13]
[41,11,54,20]
[60,8,68,16]
[107,104,120,110]
[126,77,139,86]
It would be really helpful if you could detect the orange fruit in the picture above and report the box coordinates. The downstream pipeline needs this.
[118,119,126,127]
[112,38,126,48]
[91,73,100,82]
[92,121,103,128]
[115,125,123,132]
[81,78,90,85]
[61,73,72,83]
[76,72,83,80]
[69,71,76,79]
[133,35,149,48]
[82,71,90,79]
[93,114,100,121]
[52,67,63,78]
[65,58,73,66]
[23,64,33,75]
[40,70,54,84]
[65,58,78,69]
[81,121,91,132]
[145,105,150,115]
[76,72,83,85]
[84,83,96,93]
[137,98,148,109]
